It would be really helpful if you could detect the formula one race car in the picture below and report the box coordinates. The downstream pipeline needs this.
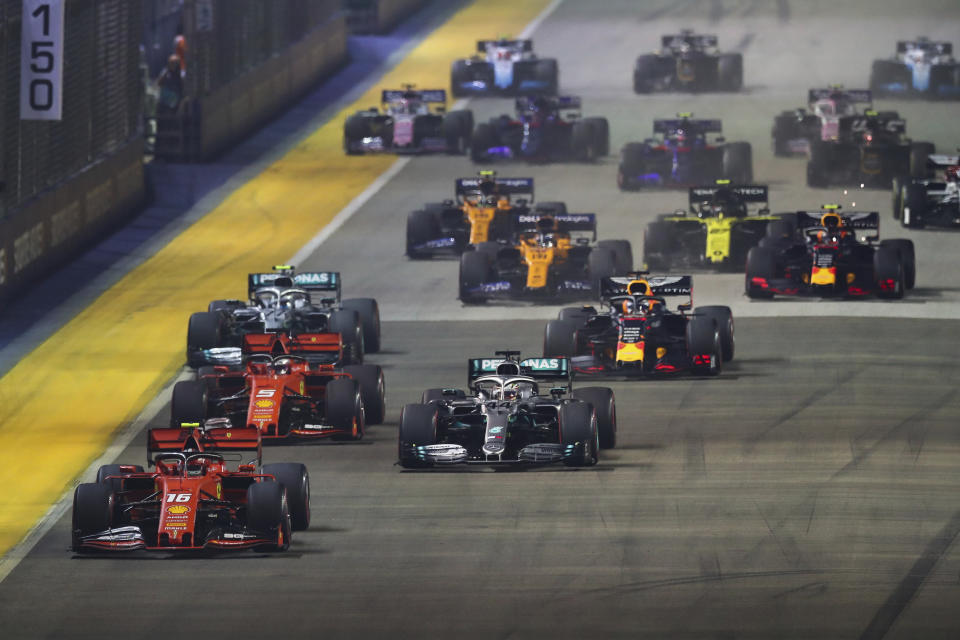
[343,87,474,154]
[470,96,609,163]
[771,87,878,156]
[870,38,960,99]
[633,30,743,93]
[544,275,733,377]
[398,351,616,468]
[72,451,309,552]
[406,172,534,258]
[458,211,632,303]
[170,353,386,440]
[893,153,960,228]
[805,109,934,188]
[451,38,558,96]
[187,266,380,368]
[617,114,752,190]
[644,182,777,270]
[745,207,916,299]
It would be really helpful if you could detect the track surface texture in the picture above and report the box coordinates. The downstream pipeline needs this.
[3,1,960,639]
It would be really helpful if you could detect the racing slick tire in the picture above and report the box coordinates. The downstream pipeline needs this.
[687,315,722,376]
[398,403,438,468]
[170,380,207,428]
[571,120,599,162]
[910,142,935,178]
[326,377,364,440]
[587,247,617,296]
[870,60,909,97]
[187,311,222,368]
[247,481,290,552]
[880,239,916,290]
[443,110,473,155]
[874,246,906,299]
[760,217,797,249]
[697,306,735,362]
[534,58,559,95]
[342,364,386,425]
[543,320,579,358]
[891,176,905,220]
[643,222,674,271]
[459,250,492,304]
[72,483,114,551]
[899,182,927,229]
[560,402,599,467]
[343,114,368,155]
[745,246,777,299]
[329,309,364,364]
[96,464,144,494]
[717,53,743,92]
[582,117,610,156]
[406,207,442,259]
[558,306,592,327]
[572,387,617,450]
[771,113,798,157]
[470,123,498,163]
[535,201,568,216]
[598,239,634,274]
[806,143,831,188]
[341,298,381,353]
[722,142,753,184]
[633,54,660,94]
[262,463,310,532]
[422,388,466,403]
[617,143,647,191]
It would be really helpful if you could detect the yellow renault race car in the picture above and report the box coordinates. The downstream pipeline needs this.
[406,171,536,258]
[643,181,778,270]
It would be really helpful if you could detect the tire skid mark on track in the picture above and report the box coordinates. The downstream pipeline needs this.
[858,508,960,640]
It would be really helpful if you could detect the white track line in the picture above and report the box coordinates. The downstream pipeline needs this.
[0,0,567,584]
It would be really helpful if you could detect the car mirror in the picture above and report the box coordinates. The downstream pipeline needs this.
[715,136,725,143]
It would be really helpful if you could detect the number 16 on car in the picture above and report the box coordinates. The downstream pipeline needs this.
[20,0,64,121]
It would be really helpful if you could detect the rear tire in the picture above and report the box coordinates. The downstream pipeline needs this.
[582,117,610,156]
[443,110,473,155]
[686,316,722,376]
[880,239,915,290]
[329,310,364,365]
[470,123,498,163]
[459,250,492,304]
[407,208,442,259]
[900,183,927,229]
[170,380,207,428]
[247,481,289,551]
[341,298,381,353]
[874,247,905,299]
[342,364,386,425]
[745,247,777,299]
[326,378,364,440]
[597,239,633,274]
[587,248,617,293]
[722,142,753,183]
[544,319,579,358]
[697,306,735,362]
[909,142,935,178]
[572,387,616,450]
[718,53,743,91]
[571,121,598,162]
[633,54,660,94]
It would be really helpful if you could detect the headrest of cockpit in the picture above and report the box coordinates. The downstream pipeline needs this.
[273,276,294,288]
[496,362,521,376]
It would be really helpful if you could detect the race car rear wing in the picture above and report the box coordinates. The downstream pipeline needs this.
[147,424,262,466]
[661,33,717,50]
[478,39,533,52]
[515,95,581,112]
[838,113,905,136]
[512,212,597,238]
[653,118,722,134]
[795,211,880,238]
[247,271,341,301]
[467,356,571,383]
[897,40,951,55]
[381,88,447,104]
[808,88,872,104]
[928,154,960,168]
[455,176,535,200]
[601,275,693,302]
[689,184,768,204]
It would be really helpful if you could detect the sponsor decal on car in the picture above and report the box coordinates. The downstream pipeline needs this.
[255,399,274,409]
[167,505,190,515]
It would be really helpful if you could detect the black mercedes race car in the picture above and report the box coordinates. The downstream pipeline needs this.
[451,39,558,97]
[543,275,733,377]
[470,96,609,163]
[398,351,616,468]
[870,38,960,99]
[745,207,916,299]
[892,154,960,228]
[406,172,534,258]
[187,266,380,368]
[618,114,752,190]
[458,211,632,304]
[633,30,743,93]
[343,87,473,154]
[806,109,935,188]
[643,182,777,271]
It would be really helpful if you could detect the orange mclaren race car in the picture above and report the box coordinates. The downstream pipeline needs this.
[171,353,385,441]
[72,449,310,553]
[544,274,734,376]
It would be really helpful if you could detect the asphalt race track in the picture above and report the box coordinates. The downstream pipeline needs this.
[2,1,960,639]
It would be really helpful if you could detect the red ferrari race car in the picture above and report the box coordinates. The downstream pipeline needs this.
[172,353,385,441]
[72,446,310,553]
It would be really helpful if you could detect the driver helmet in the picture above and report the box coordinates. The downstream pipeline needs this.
[272,361,290,375]
[186,457,208,477]
[946,166,960,183]
[619,298,635,315]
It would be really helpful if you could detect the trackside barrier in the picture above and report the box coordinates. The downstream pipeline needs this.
[345,0,430,34]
